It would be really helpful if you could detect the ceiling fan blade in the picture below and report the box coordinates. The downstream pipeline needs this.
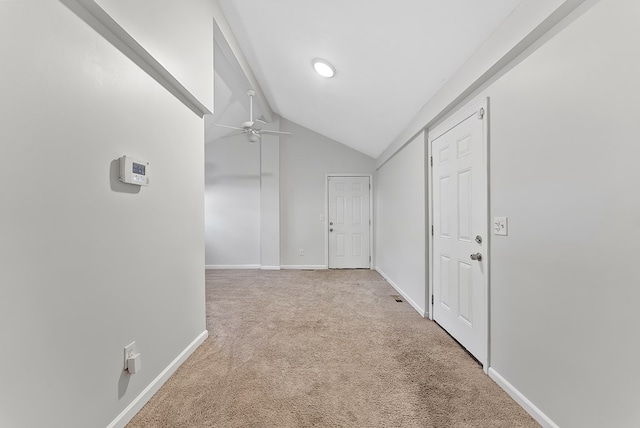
[214,123,244,131]
[216,132,246,141]
[260,130,292,136]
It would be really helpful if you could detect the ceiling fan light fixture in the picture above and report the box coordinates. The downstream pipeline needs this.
[312,59,336,78]
[248,133,260,143]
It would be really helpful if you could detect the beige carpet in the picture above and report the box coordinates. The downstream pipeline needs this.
[127,269,538,427]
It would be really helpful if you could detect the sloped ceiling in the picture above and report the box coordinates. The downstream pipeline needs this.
[216,0,523,158]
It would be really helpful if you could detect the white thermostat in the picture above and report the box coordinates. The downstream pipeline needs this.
[119,155,149,186]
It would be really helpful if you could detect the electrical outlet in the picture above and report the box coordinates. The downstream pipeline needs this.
[299,249,304,256]
[124,342,136,370]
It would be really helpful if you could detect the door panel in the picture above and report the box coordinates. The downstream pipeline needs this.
[440,176,451,238]
[352,197,362,224]
[336,234,345,257]
[440,255,451,309]
[337,196,346,223]
[352,234,362,256]
[458,260,473,325]
[432,110,487,364]
[458,169,472,241]
[328,176,370,268]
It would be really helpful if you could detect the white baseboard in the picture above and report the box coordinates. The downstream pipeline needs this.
[375,267,426,317]
[488,368,559,428]
[206,265,326,270]
[205,264,260,270]
[280,265,327,270]
[107,330,209,428]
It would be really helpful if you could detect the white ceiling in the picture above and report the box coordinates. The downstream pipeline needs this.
[216,0,523,159]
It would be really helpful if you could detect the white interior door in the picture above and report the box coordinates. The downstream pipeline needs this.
[328,176,370,269]
[431,108,487,365]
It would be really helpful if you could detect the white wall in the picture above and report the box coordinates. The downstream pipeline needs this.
[206,116,375,269]
[479,0,639,425]
[95,0,215,113]
[204,135,261,267]
[204,38,280,269]
[379,0,639,426]
[374,133,426,315]
[260,130,281,269]
[377,0,586,168]
[204,131,281,269]
[280,119,376,268]
[0,2,207,428]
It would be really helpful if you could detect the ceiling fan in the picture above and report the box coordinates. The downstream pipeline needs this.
[214,89,291,143]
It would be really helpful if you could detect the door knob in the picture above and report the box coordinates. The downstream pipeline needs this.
[470,253,482,261]
[329,228,334,232]
[329,222,333,225]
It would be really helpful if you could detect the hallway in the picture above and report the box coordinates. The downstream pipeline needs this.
[128,270,537,427]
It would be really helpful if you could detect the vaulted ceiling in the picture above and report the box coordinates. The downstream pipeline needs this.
[214,0,524,158]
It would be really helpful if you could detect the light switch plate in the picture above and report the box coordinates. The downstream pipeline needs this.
[493,217,508,236]
[124,342,136,370]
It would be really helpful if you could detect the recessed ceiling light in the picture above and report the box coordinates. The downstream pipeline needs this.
[312,59,336,78]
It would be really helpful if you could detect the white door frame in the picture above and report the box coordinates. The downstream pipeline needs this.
[427,97,490,372]
[325,173,374,269]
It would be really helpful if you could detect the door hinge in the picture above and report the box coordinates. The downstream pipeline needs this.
[369,183,371,190]
[431,295,434,305]
[430,156,433,167]
[369,256,372,262]
[477,107,485,119]
[431,225,434,236]
[369,219,372,226]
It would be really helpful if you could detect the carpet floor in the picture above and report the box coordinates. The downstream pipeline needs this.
[127,269,539,427]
